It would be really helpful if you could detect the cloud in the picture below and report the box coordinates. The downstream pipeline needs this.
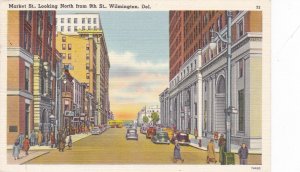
[109,51,169,117]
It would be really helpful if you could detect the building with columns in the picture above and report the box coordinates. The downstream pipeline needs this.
[7,11,57,144]
[160,11,262,149]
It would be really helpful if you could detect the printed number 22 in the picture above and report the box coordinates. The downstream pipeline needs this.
[256,5,261,9]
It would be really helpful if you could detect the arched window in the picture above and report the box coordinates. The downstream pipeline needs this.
[217,76,226,93]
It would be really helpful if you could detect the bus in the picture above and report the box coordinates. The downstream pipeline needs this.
[108,120,123,128]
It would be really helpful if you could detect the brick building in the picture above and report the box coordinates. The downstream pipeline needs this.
[7,11,57,144]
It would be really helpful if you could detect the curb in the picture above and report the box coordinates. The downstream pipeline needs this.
[20,151,50,165]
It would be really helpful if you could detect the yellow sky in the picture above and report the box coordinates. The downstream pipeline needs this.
[111,103,145,120]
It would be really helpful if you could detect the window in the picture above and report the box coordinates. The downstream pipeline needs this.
[68,26,71,32]
[61,18,64,23]
[217,76,226,93]
[86,73,90,79]
[237,19,244,38]
[82,18,85,24]
[86,55,90,60]
[217,16,222,32]
[74,26,78,31]
[86,44,90,50]
[239,59,244,78]
[68,43,72,50]
[93,18,96,24]
[82,26,85,30]
[61,26,64,32]
[48,30,52,47]
[24,11,32,23]
[62,44,66,50]
[88,26,91,30]
[62,36,66,42]
[24,31,31,52]
[86,64,90,70]
[222,33,227,49]
[25,66,30,91]
[37,13,43,37]
[68,53,72,59]
[67,18,71,23]
[62,53,66,59]
[25,104,30,135]
[238,89,245,132]
[94,26,97,30]
[74,18,77,24]
[88,18,91,24]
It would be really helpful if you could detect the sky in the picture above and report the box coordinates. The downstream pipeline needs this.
[100,12,169,120]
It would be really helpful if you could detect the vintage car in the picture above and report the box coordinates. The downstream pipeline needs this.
[151,131,170,144]
[146,127,156,139]
[171,131,190,145]
[126,128,138,140]
[140,125,148,134]
[91,127,101,135]
[162,127,174,140]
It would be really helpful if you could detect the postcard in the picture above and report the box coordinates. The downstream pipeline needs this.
[0,0,271,172]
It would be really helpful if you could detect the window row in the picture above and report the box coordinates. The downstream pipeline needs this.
[58,26,99,32]
[58,17,97,24]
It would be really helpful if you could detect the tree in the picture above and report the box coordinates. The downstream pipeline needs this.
[151,112,160,125]
[143,115,149,123]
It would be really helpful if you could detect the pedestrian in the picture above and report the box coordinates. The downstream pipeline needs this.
[29,130,36,146]
[207,139,217,164]
[238,143,249,165]
[50,132,56,148]
[218,134,226,165]
[173,140,184,163]
[194,128,198,139]
[58,130,66,152]
[22,135,30,156]
[17,132,25,148]
[12,141,20,160]
[67,135,72,150]
[37,130,43,146]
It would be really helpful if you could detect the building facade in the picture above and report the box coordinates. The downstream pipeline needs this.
[137,105,160,126]
[7,11,57,144]
[161,11,262,149]
[56,12,110,126]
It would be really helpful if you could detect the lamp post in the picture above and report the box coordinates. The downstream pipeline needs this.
[209,11,234,152]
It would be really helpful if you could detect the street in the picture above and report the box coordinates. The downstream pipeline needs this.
[25,128,261,164]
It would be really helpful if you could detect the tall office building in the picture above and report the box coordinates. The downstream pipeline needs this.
[56,12,110,125]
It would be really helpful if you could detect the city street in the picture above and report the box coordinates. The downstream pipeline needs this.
[25,128,261,164]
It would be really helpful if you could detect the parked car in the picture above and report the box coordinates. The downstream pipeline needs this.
[162,127,174,140]
[91,127,101,135]
[126,128,138,140]
[140,125,148,134]
[171,131,190,145]
[151,131,170,144]
[146,127,156,139]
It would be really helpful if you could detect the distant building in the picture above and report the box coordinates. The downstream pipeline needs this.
[137,105,160,126]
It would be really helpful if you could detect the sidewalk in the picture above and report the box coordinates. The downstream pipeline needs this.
[7,133,91,164]
[7,133,91,150]
[188,135,262,154]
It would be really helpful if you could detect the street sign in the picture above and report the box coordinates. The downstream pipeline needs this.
[65,111,74,117]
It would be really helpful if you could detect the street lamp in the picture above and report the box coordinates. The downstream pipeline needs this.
[209,11,234,152]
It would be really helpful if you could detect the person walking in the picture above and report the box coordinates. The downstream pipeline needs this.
[37,130,43,146]
[58,130,66,152]
[218,134,226,165]
[173,140,184,163]
[50,132,56,148]
[29,130,36,146]
[67,135,72,150]
[207,139,217,164]
[238,143,249,165]
[194,128,198,139]
[17,132,25,148]
[12,141,20,160]
[22,135,30,156]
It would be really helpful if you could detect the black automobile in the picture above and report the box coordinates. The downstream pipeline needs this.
[171,131,190,145]
[126,128,138,140]
[151,131,170,144]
